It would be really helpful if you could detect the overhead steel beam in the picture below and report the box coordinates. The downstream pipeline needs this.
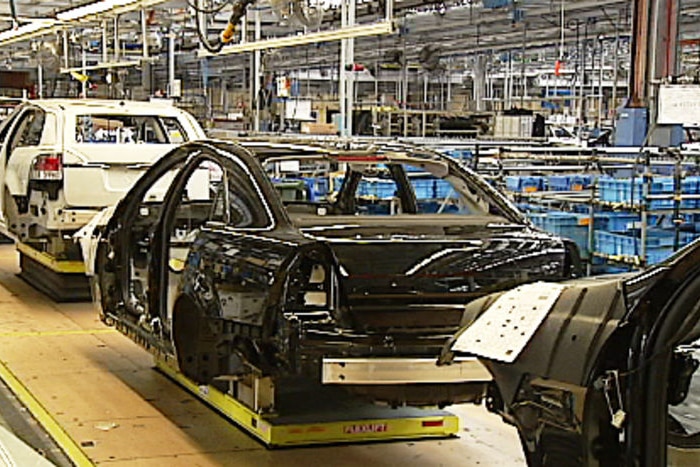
[0,0,169,48]
[59,60,142,74]
[196,21,394,57]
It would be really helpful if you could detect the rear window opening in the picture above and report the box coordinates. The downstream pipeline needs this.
[75,114,187,144]
[262,155,500,221]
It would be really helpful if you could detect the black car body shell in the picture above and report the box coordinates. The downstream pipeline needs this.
[93,139,581,406]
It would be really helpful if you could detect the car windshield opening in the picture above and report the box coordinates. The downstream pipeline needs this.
[75,114,188,144]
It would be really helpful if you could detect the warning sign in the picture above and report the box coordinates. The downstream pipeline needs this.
[657,85,700,125]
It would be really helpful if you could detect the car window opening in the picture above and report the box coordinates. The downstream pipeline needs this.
[264,155,496,221]
[75,115,188,144]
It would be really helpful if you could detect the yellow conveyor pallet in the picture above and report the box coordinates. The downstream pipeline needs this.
[16,242,90,302]
[155,355,459,448]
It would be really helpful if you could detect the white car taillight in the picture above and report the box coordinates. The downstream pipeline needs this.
[31,153,63,181]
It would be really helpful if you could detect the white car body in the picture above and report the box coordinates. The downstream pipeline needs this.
[0,99,205,244]
[546,124,587,147]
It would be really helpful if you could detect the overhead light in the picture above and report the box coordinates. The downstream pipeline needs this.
[56,0,139,22]
[0,20,55,43]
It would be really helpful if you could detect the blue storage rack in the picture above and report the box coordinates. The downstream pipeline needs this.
[546,174,593,192]
[506,176,545,193]
[528,212,601,259]
[595,212,640,232]
[594,229,700,265]
[597,176,700,209]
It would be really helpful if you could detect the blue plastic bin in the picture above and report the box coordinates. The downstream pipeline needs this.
[506,176,545,193]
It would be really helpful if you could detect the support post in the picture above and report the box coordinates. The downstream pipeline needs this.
[168,29,175,96]
[114,16,120,61]
[253,9,261,132]
[141,9,148,59]
[81,47,86,97]
[617,0,680,146]
[37,64,43,98]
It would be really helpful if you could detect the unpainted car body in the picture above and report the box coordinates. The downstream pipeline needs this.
[85,138,581,407]
[444,242,700,465]
[0,99,205,248]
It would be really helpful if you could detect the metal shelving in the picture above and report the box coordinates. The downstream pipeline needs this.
[496,148,700,272]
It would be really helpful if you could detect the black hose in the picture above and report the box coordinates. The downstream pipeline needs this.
[9,0,18,27]
[195,8,224,53]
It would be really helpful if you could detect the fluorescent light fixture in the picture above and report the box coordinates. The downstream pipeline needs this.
[56,0,139,22]
[0,20,56,43]
[197,20,394,57]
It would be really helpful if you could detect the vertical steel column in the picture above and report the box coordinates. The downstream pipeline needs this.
[141,9,148,59]
[520,25,526,107]
[611,9,621,114]
[62,30,69,70]
[647,0,680,117]
[37,64,43,98]
[339,0,347,136]
[402,29,408,136]
[446,57,451,104]
[102,20,108,64]
[345,0,355,136]
[629,0,651,107]
[114,16,120,61]
[81,47,87,97]
[253,9,261,132]
[474,26,484,111]
[168,29,175,96]
[598,37,604,127]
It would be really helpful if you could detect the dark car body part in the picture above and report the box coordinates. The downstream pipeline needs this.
[93,139,581,408]
[444,241,700,466]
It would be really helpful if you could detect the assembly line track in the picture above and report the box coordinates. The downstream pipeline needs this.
[0,244,525,466]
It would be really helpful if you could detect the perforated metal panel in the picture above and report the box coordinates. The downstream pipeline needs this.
[451,282,566,363]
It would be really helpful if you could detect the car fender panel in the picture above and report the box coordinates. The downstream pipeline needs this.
[451,281,567,363]
[451,275,629,389]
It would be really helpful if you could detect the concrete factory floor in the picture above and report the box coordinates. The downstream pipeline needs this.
[0,244,525,466]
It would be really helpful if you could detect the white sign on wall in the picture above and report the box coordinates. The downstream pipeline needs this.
[657,85,700,125]
[285,99,313,121]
